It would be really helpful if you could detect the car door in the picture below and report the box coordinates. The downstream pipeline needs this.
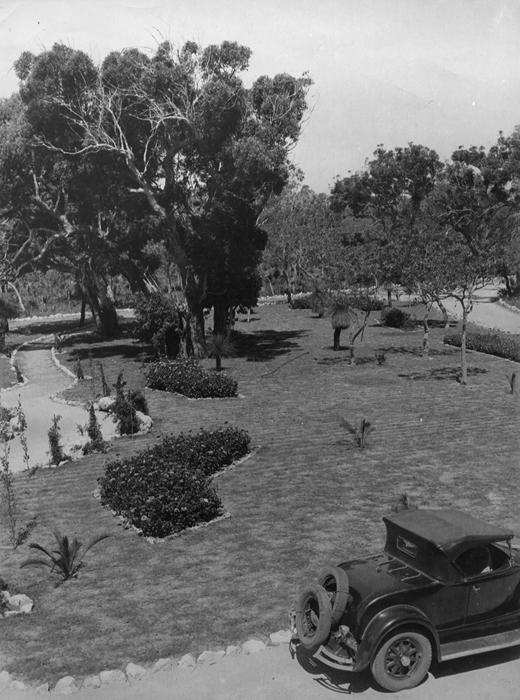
[465,567,519,621]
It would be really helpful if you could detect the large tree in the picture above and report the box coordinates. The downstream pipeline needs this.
[15,41,310,350]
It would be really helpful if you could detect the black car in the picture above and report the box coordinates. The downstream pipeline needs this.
[293,509,520,692]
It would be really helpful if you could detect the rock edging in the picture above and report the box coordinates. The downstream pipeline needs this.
[0,631,293,695]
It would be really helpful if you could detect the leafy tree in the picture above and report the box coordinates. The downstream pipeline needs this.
[260,184,342,301]
[16,41,311,351]
[330,143,442,304]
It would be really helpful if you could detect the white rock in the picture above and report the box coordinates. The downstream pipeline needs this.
[36,681,49,694]
[4,593,33,614]
[8,680,27,691]
[197,650,225,665]
[81,675,101,689]
[53,676,78,694]
[225,645,241,656]
[151,658,174,673]
[0,671,10,691]
[178,654,196,669]
[269,630,292,645]
[9,415,22,433]
[97,396,116,412]
[125,662,146,681]
[135,411,152,432]
[241,639,267,655]
[99,669,126,685]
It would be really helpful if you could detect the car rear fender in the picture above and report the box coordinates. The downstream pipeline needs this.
[355,604,440,670]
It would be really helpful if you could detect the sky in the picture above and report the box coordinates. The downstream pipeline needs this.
[0,0,519,192]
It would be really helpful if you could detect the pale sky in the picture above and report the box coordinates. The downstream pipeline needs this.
[0,0,519,192]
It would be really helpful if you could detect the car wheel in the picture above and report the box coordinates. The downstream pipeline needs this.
[371,631,432,692]
[295,583,332,649]
[318,566,349,629]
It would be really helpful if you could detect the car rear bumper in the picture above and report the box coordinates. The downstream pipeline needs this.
[313,644,356,671]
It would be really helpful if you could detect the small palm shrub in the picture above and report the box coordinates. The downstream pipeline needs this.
[380,307,414,329]
[340,417,375,448]
[207,333,236,372]
[21,531,110,581]
[146,358,238,398]
[98,427,250,537]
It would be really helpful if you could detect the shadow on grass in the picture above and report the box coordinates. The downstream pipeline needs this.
[380,345,458,357]
[231,329,307,362]
[398,366,488,381]
[316,355,375,366]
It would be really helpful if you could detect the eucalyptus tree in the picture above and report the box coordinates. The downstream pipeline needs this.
[16,41,310,349]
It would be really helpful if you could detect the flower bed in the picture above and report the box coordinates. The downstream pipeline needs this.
[98,426,250,537]
[146,358,238,398]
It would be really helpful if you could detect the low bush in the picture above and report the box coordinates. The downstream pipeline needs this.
[134,291,183,357]
[146,358,238,398]
[289,294,313,310]
[444,329,520,362]
[380,306,414,329]
[98,426,250,537]
[165,426,251,478]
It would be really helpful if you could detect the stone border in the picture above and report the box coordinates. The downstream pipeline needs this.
[0,630,294,695]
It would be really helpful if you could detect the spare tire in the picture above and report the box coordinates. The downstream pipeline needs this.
[318,566,350,629]
[295,583,332,649]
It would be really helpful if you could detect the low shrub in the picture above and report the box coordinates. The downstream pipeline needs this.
[112,372,140,435]
[444,329,520,362]
[97,425,250,537]
[289,294,313,310]
[146,358,238,398]
[165,426,251,477]
[134,291,183,357]
[380,306,414,329]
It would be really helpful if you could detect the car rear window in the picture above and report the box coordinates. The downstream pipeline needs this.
[397,536,418,558]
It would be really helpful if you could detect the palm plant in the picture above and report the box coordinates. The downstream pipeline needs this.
[21,531,110,581]
[330,296,357,351]
[207,333,236,372]
[340,417,375,448]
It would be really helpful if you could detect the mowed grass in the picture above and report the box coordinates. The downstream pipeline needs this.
[0,303,519,684]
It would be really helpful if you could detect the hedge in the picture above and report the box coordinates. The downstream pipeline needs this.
[444,329,520,362]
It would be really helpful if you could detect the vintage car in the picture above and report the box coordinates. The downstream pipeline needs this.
[293,509,520,692]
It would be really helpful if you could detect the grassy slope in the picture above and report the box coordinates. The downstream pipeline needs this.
[0,304,519,684]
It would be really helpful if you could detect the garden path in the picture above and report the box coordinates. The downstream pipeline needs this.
[0,336,116,473]
[442,285,520,333]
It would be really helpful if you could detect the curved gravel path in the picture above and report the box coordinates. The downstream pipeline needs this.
[442,286,520,333]
[0,335,116,473]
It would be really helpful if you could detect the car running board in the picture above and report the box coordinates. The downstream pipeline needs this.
[441,628,520,662]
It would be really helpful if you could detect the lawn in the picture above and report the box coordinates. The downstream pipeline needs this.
[0,303,518,685]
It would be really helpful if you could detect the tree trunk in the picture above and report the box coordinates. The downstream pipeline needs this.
[386,288,392,307]
[460,307,468,385]
[83,271,120,339]
[333,327,341,350]
[215,354,222,372]
[79,295,86,327]
[437,299,450,328]
[422,305,432,357]
[213,301,227,336]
